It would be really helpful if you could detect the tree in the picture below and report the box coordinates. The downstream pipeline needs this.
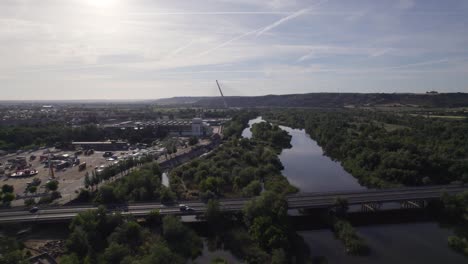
[1,184,13,193]
[59,254,80,264]
[0,237,28,264]
[160,187,176,204]
[46,180,58,191]
[188,137,199,146]
[249,216,288,250]
[140,242,184,264]
[333,197,349,217]
[103,243,130,263]
[163,216,202,258]
[271,248,287,264]
[146,209,162,226]
[96,185,118,204]
[2,193,15,205]
[205,199,224,233]
[108,221,144,251]
[242,180,262,197]
[28,186,37,194]
[66,227,89,257]
[84,173,91,189]
[24,198,35,207]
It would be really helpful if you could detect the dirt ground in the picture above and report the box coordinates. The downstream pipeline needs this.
[0,149,123,206]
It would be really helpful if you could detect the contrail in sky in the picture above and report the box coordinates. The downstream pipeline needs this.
[255,8,309,37]
[196,29,259,57]
[256,0,328,37]
[166,40,196,58]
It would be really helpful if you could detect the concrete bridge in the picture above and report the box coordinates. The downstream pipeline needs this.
[0,185,466,224]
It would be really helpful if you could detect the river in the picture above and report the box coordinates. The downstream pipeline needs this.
[239,116,466,263]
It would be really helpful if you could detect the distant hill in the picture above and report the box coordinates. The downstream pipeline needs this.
[153,93,468,108]
[151,97,212,105]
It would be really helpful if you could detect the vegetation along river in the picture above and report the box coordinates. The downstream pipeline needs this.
[241,117,466,263]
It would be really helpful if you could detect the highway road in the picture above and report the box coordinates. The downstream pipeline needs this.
[0,185,466,224]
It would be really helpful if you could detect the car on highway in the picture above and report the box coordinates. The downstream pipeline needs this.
[179,204,195,212]
[29,207,39,213]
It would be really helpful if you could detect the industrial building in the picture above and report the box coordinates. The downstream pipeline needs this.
[104,118,213,137]
[71,140,129,151]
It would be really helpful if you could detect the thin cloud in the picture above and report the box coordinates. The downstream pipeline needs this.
[256,0,328,37]
[255,8,309,37]
[196,29,259,58]
[165,40,196,58]
[383,57,468,70]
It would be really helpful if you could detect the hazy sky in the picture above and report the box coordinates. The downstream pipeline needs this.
[1,0,468,100]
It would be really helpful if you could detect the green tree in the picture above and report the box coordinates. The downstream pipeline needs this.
[0,237,28,264]
[163,216,202,258]
[205,199,222,224]
[24,198,35,207]
[146,209,162,226]
[1,184,13,193]
[28,186,37,194]
[103,242,130,263]
[84,173,91,189]
[188,136,199,146]
[96,185,118,204]
[46,180,58,191]
[140,242,184,264]
[59,254,80,264]
[108,221,144,251]
[333,197,349,217]
[271,248,287,264]
[66,227,89,257]
[2,193,15,205]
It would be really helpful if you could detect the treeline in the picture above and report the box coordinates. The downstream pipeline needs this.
[77,162,176,205]
[0,124,168,151]
[193,93,468,108]
[222,111,258,138]
[440,191,468,256]
[251,122,292,151]
[60,208,202,263]
[264,109,468,187]
[0,236,28,263]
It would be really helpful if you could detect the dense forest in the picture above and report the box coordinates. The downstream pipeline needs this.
[263,109,468,188]
[58,207,202,263]
[170,119,297,200]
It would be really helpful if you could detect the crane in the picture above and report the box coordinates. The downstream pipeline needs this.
[216,80,228,108]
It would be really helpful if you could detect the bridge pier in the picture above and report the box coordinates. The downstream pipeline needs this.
[361,202,381,212]
[400,200,426,209]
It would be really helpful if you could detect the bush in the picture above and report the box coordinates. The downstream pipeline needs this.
[333,219,369,256]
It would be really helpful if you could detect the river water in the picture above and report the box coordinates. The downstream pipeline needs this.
[239,117,466,263]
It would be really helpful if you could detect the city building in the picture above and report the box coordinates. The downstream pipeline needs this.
[104,118,213,137]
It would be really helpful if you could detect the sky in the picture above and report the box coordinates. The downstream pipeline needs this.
[1,0,468,100]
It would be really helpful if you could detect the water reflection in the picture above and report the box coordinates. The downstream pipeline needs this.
[301,222,465,264]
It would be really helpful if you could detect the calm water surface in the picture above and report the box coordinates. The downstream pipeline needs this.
[242,116,364,192]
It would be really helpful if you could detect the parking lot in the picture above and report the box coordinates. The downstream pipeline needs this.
[0,148,130,206]
[0,137,214,207]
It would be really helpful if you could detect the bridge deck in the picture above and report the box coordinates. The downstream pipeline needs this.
[0,185,466,224]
